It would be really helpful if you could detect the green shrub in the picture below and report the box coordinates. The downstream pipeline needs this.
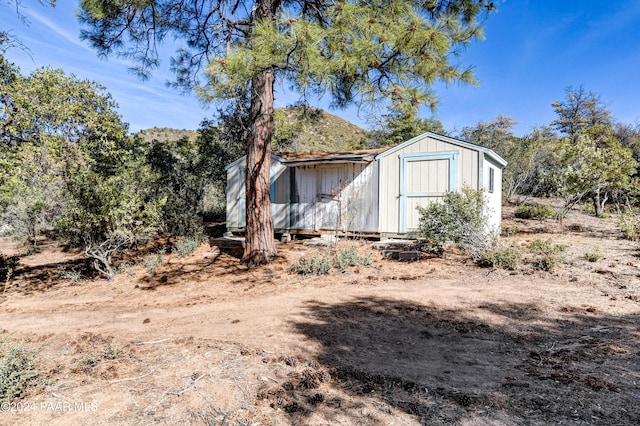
[115,262,137,278]
[527,238,566,271]
[290,252,333,275]
[333,246,372,270]
[514,204,555,220]
[584,250,602,262]
[0,253,19,282]
[476,245,522,270]
[528,239,566,255]
[173,233,206,257]
[59,267,84,283]
[501,225,521,237]
[417,188,492,255]
[618,212,640,241]
[0,340,41,402]
[142,248,166,275]
[78,341,128,370]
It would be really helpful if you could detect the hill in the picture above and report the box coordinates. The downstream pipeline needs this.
[136,127,198,143]
[137,107,370,151]
[274,106,369,152]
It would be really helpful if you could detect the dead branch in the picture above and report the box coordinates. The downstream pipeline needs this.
[108,371,154,384]
[133,338,172,345]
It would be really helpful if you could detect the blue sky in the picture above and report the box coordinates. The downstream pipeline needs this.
[1,1,639,135]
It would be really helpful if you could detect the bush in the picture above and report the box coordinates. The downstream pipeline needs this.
[618,212,640,241]
[333,246,372,270]
[0,339,41,402]
[290,252,333,275]
[501,225,521,237]
[0,253,19,282]
[417,188,492,255]
[527,238,566,271]
[291,245,373,275]
[476,245,522,270]
[528,238,566,255]
[514,203,556,220]
[173,233,206,257]
[142,248,166,275]
[584,250,602,262]
[59,267,84,283]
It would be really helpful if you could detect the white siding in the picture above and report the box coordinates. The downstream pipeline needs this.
[289,162,379,233]
[482,155,503,232]
[289,165,318,230]
[272,169,289,231]
[225,155,287,230]
[225,164,244,229]
[377,134,480,234]
[225,132,504,236]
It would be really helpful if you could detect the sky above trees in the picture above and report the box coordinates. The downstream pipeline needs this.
[1,0,639,135]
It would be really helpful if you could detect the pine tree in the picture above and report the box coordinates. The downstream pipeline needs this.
[79,0,496,265]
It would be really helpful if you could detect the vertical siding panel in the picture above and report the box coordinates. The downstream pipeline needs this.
[225,163,243,229]
[380,153,400,233]
[272,170,289,230]
[377,134,487,234]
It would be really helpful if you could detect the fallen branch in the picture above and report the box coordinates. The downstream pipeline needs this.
[203,246,221,260]
[108,371,153,384]
[166,373,208,396]
[134,338,171,345]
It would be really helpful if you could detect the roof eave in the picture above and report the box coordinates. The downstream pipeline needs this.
[374,131,508,168]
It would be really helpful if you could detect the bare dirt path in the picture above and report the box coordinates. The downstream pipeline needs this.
[1,206,639,425]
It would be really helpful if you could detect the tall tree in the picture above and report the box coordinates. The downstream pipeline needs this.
[615,122,640,167]
[0,60,127,243]
[551,85,613,137]
[369,109,446,148]
[549,86,637,215]
[460,114,518,154]
[79,0,495,265]
[460,115,554,202]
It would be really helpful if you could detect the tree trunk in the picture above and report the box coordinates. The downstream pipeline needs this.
[243,67,277,265]
[592,187,607,217]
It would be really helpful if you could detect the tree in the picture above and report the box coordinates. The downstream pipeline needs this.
[460,115,555,202]
[550,87,637,216]
[369,109,446,148]
[551,85,613,137]
[506,127,558,201]
[1,1,57,54]
[547,133,637,219]
[460,114,518,154]
[0,60,127,244]
[60,147,165,280]
[79,0,496,265]
[145,111,248,234]
[615,122,640,168]
[0,58,164,278]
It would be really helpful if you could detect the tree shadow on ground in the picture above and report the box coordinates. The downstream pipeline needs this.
[272,297,640,425]
[3,257,97,297]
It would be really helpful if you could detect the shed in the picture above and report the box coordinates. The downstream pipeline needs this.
[225,132,507,237]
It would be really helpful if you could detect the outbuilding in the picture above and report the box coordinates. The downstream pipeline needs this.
[225,132,507,237]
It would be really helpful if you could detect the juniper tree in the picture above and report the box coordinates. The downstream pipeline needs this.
[551,85,613,138]
[79,0,496,265]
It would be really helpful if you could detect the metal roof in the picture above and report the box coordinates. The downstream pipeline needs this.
[275,148,388,165]
[225,132,507,170]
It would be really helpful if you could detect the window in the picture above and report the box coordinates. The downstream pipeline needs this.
[488,167,495,193]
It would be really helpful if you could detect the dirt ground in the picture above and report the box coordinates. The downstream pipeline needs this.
[0,204,639,425]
